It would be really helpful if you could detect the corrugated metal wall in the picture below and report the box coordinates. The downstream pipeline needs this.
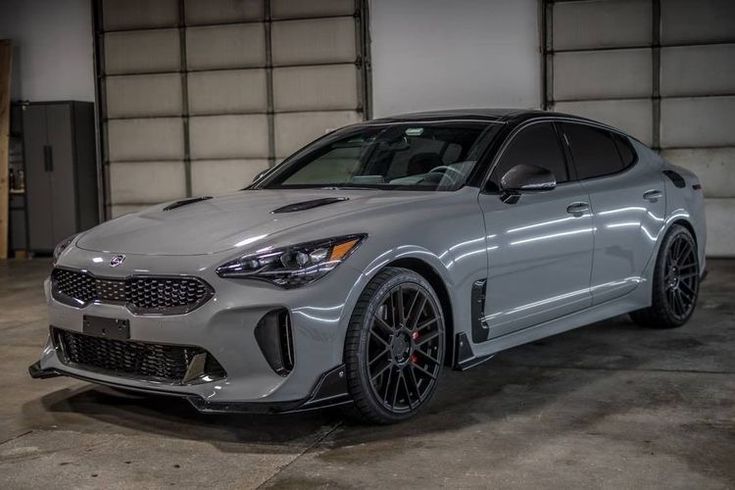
[95,0,368,218]
[545,0,735,257]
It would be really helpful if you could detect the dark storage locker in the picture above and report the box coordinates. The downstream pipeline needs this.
[22,101,98,253]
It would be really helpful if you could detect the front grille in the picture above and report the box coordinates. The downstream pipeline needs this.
[51,268,213,315]
[53,328,227,384]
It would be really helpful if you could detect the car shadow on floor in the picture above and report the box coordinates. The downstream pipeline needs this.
[24,313,718,452]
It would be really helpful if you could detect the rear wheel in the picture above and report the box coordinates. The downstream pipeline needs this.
[344,267,445,424]
[631,224,699,328]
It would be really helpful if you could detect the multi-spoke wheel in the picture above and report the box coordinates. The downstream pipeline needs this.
[631,224,699,328]
[345,267,444,423]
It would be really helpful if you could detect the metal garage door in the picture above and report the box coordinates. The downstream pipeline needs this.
[544,0,735,257]
[93,0,369,218]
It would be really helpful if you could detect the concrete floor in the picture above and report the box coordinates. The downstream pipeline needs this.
[0,259,733,489]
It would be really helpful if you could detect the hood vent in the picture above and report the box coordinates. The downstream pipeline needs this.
[272,197,348,214]
[163,196,213,211]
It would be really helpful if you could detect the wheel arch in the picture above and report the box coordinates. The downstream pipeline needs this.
[384,257,455,367]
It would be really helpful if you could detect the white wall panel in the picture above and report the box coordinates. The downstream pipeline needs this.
[272,17,356,65]
[107,118,185,161]
[104,29,181,75]
[370,0,539,116]
[188,69,267,115]
[191,159,269,195]
[189,115,269,159]
[110,205,150,218]
[553,49,652,100]
[109,161,186,204]
[106,74,183,117]
[553,0,651,50]
[704,199,735,257]
[661,96,735,148]
[102,0,179,30]
[184,0,263,25]
[271,0,354,19]
[273,65,358,111]
[186,24,266,70]
[274,111,361,157]
[660,44,735,97]
[661,0,735,44]
[662,148,735,198]
[553,99,653,145]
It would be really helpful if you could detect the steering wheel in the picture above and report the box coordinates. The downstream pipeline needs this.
[421,165,465,186]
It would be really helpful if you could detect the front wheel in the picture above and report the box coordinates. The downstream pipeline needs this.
[631,224,700,328]
[344,267,445,424]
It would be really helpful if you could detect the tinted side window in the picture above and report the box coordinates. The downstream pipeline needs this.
[563,123,624,180]
[493,123,569,185]
[612,132,636,167]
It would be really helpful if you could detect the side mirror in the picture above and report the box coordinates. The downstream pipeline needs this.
[499,164,556,203]
[501,164,556,191]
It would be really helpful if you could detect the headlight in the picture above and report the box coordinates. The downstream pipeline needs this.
[216,234,366,288]
[53,234,79,264]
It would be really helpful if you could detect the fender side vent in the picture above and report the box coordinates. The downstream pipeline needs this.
[663,170,686,188]
[164,196,213,211]
[272,197,348,214]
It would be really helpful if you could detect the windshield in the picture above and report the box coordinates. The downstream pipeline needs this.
[259,122,499,191]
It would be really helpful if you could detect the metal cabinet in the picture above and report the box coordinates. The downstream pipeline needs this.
[22,102,98,253]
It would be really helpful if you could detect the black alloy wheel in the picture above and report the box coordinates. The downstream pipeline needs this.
[345,267,445,423]
[631,224,699,328]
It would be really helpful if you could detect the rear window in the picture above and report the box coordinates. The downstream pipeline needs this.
[562,123,628,180]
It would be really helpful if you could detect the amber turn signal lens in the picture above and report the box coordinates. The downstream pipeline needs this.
[329,238,361,261]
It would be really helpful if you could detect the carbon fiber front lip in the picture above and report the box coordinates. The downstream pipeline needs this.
[28,361,351,414]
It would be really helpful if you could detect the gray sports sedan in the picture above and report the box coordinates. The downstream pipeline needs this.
[30,109,706,424]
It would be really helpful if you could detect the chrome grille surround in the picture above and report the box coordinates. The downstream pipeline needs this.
[51,268,214,315]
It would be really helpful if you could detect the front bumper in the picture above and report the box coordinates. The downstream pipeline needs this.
[30,245,369,412]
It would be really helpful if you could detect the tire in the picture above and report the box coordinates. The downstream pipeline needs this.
[630,224,699,329]
[344,267,445,424]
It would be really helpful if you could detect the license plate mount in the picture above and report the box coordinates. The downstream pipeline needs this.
[82,315,130,340]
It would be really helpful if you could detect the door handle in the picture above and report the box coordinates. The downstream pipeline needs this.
[643,190,662,202]
[43,145,54,172]
[566,202,590,217]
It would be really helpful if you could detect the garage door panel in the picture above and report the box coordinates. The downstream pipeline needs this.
[106,74,183,118]
[661,0,735,44]
[553,99,653,145]
[191,159,269,195]
[184,0,264,25]
[188,69,267,115]
[552,0,652,50]
[660,44,735,97]
[274,110,361,158]
[107,118,185,161]
[189,114,269,159]
[704,198,735,257]
[272,17,356,65]
[553,49,651,100]
[661,96,735,148]
[104,29,181,75]
[186,24,266,70]
[271,0,354,19]
[661,148,735,198]
[273,64,358,111]
[109,161,187,204]
[102,0,180,31]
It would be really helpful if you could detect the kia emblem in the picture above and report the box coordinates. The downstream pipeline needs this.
[110,255,126,267]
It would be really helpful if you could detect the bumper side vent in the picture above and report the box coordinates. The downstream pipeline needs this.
[255,309,294,376]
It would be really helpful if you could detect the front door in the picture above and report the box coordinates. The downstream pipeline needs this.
[478,122,594,339]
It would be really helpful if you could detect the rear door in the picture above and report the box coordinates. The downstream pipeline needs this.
[478,122,594,339]
[560,123,666,304]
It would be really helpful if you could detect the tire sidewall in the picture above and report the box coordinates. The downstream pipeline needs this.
[652,225,699,326]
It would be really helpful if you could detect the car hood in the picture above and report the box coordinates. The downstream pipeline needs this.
[77,189,439,256]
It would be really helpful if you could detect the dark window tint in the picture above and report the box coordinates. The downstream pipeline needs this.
[612,133,636,167]
[563,123,625,180]
[492,123,568,185]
